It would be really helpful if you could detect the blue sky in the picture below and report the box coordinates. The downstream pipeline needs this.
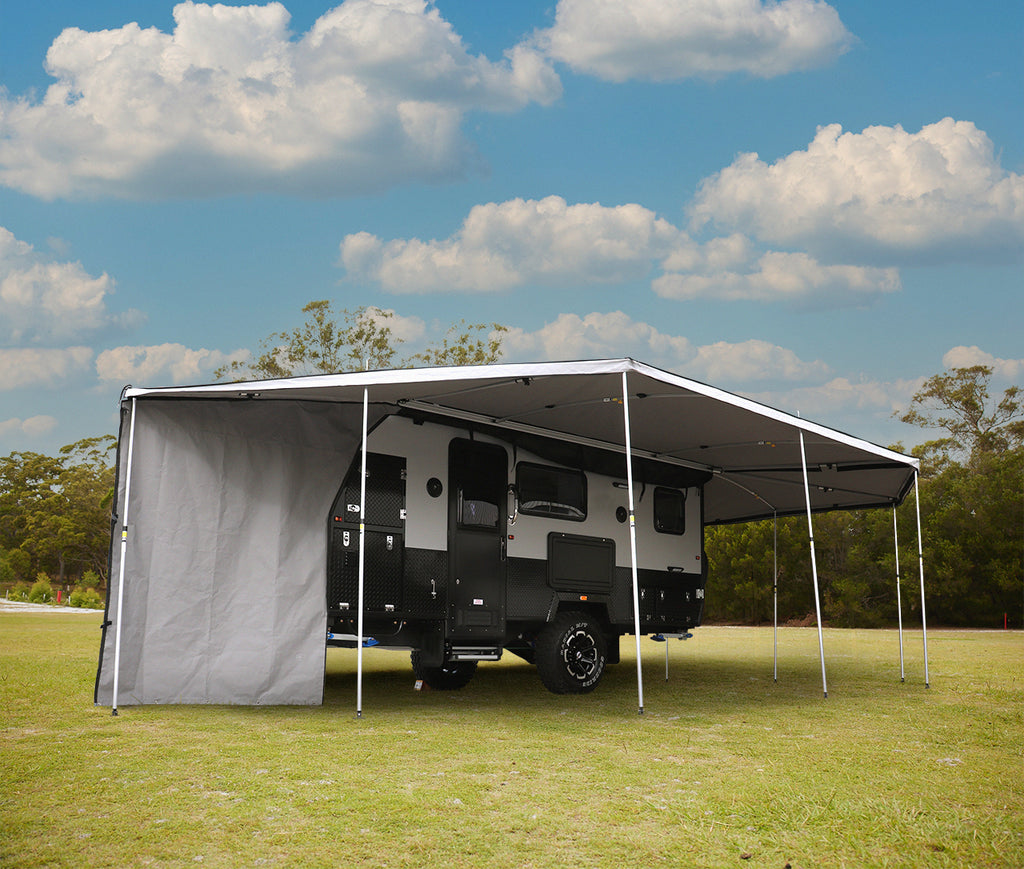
[1,0,1021,457]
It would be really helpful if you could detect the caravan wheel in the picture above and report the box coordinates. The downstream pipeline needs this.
[411,651,477,690]
[535,611,607,694]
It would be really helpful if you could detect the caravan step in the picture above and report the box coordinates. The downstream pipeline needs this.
[449,646,502,661]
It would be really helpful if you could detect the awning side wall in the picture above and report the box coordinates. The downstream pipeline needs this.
[96,398,379,706]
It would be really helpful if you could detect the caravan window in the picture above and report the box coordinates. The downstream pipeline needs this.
[459,495,499,528]
[516,463,586,522]
[654,487,686,535]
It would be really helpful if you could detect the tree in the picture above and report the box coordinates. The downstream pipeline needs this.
[409,320,508,367]
[214,301,508,381]
[0,436,116,584]
[215,302,405,380]
[898,364,1024,626]
[898,365,1023,466]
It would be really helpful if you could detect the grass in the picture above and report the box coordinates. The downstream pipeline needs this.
[1,614,1021,868]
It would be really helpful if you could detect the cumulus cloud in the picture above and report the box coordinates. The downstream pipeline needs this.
[942,346,1023,380]
[655,241,900,304]
[501,311,828,383]
[690,118,1024,264]
[502,311,693,362]
[688,339,830,382]
[342,197,897,305]
[95,343,248,384]
[0,415,58,439]
[0,0,560,199]
[341,196,682,292]
[533,0,853,82]
[0,227,139,343]
[0,347,94,390]
[750,376,922,428]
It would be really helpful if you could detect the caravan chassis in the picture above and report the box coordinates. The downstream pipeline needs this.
[325,412,709,694]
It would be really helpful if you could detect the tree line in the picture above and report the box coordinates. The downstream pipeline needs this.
[2,302,1020,626]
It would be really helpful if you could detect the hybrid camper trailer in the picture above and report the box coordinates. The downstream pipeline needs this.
[326,413,711,694]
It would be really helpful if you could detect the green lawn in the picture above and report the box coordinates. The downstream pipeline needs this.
[1,614,1021,868]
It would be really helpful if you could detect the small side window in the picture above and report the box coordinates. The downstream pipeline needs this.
[516,463,587,522]
[654,487,686,535]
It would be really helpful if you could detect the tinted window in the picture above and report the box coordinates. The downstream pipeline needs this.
[654,487,686,535]
[460,496,499,528]
[517,463,586,522]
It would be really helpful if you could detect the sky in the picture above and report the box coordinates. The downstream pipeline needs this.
[1,0,1021,458]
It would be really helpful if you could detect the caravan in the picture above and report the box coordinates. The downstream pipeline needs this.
[326,414,709,694]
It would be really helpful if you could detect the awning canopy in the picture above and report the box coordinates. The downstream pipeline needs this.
[98,357,920,709]
[124,357,918,525]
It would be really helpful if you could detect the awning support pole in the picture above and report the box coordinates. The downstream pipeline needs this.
[893,506,905,683]
[111,397,138,716]
[356,388,369,718]
[773,510,778,683]
[798,428,828,699]
[622,372,644,715]
[914,472,930,688]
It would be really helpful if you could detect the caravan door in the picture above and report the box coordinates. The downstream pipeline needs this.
[447,439,507,645]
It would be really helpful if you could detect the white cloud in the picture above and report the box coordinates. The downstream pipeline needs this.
[689,339,830,382]
[0,347,94,390]
[0,227,140,343]
[95,343,248,384]
[655,242,900,304]
[365,307,427,345]
[0,0,560,199]
[533,0,853,82]
[501,311,828,383]
[343,199,898,306]
[502,311,693,362]
[750,375,922,426]
[690,118,1024,264]
[942,346,1023,380]
[341,196,682,292]
[0,415,58,439]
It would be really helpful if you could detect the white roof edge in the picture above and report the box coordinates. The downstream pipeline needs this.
[121,357,634,399]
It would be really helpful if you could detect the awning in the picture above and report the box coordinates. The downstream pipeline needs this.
[123,357,918,524]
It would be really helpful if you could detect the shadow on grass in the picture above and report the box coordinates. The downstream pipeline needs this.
[320,640,922,720]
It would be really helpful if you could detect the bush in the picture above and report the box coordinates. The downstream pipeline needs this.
[69,587,103,609]
[80,570,101,589]
[9,581,30,601]
[28,575,53,604]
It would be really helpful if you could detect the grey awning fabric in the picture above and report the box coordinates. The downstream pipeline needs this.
[96,398,385,706]
[119,358,917,525]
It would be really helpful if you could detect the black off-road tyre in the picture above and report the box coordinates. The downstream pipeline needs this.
[535,611,608,694]
[411,651,478,690]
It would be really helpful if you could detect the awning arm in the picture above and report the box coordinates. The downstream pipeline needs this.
[398,398,714,475]
[356,387,369,719]
[893,506,905,683]
[773,510,779,684]
[914,472,930,688]
[111,397,138,716]
[798,428,828,699]
[622,372,645,715]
